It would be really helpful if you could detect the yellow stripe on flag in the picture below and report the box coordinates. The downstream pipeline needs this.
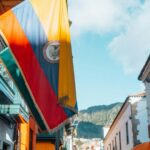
[30,0,77,109]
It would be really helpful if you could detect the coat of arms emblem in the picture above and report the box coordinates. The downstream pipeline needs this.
[43,41,60,63]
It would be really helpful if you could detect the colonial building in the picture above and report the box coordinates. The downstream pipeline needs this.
[0,59,40,150]
[138,55,150,137]
[0,36,63,150]
[0,55,63,150]
[104,93,150,150]
[0,73,16,150]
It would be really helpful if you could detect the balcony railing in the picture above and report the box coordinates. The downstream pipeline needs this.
[0,104,29,122]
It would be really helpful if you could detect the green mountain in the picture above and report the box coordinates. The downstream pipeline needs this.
[76,102,122,139]
[77,121,104,139]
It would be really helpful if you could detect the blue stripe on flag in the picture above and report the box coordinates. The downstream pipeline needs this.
[12,0,59,95]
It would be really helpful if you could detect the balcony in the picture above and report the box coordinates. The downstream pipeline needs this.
[0,74,15,104]
[0,104,29,122]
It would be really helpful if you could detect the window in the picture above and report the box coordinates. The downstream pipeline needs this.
[115,136,117,150]
[119,132,122,150]
[126,122,129,144]
[148,124,150,138]
[29,129,33,150]
[109,143,111,150]
[112,140,115,150]
[3,142,10,150]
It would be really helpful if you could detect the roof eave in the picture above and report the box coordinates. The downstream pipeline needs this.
[138,55,150,81]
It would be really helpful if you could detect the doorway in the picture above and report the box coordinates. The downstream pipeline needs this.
[3,142,10,150]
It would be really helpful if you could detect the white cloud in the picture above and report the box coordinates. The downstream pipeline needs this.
[68,0,150,74]
[68,0,142,36]
[109,1,150,74]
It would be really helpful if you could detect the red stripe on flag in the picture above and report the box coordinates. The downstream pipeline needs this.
[0,10,67,129]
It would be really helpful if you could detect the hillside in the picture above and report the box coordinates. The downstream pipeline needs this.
[76,102,122,139]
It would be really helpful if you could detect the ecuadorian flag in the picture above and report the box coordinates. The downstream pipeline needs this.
[0,0,77,132]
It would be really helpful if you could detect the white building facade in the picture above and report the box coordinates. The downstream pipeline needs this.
[104,100,134,150]
[139,55,150,137]
[104,94,150,150]
[135,96,149,143]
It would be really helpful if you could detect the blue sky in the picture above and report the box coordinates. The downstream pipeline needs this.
[68,0,150,110]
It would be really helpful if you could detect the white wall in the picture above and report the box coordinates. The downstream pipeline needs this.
[103,127,110,138]
[104,104,134,150]
[145,82,150,125]
[136,97,150,143]
[65,135,72,150]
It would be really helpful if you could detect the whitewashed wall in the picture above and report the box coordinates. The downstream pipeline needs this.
[136,96,150,143]
[65,135,72,150]
[145,82,150,125]
[104,104,134,150]
[103,126,110,138]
